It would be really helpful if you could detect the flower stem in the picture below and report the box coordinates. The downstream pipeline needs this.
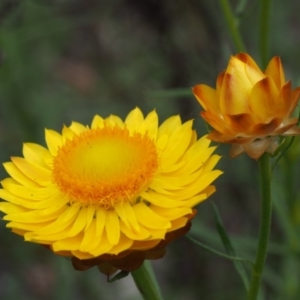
[259,0,272,68]
[131,261,164,300]
[219,0,246,52]
[247,153,272,300]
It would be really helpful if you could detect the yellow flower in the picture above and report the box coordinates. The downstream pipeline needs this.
[193,53,300,159]
[0,108,222,274]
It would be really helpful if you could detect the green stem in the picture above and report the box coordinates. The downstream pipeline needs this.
[247,153,272,300]
[186,235,254,266]
[219,0,246,52]
[259,0,272,68]
[131,262,164,300]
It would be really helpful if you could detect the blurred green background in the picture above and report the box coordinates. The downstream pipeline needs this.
[1,0,300,299]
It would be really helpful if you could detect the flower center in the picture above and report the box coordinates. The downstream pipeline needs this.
[52,125,159,209]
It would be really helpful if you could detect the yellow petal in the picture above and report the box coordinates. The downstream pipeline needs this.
[147,227,167,239]
[71,250,93,260]
[11,157,51,186]
[7,221,52,232]
[91,115,104,129]
[67,207,88,237]
[162,120,194,165]
[107,233,133,255]
[3,162,40,188]
[1,179,53,200]
[174,147,216,175]
[151,172,200,190]
[174,170,222,200]
[158,115,181,136]
[69,122,87,134]
[23,143,51,168]
[131,240,161,250]
[168,217,188,231]
[52,233,84,252]
[151,205,192,221]
[45,129,63,156]
[90,231,113,256]
[33,204,80,235]
[79,219,98,252]
[120,220,150,240]
[114,202,140,231]
[0,202,28,214]
[179,193,208,207]
[140,110,158,139]
[156,134,169,152]
[140,190,184,208]
[3,203,66,223]
[105,210,120,245]
[61,202,82,222]
[62,125,77,141]
[125,107,144,132]
[201,154,222,174]
[95,208,106,237]
[0,189,62,209]
[133,202,171,229]
[85,205,95,229]
[105,115,124,128]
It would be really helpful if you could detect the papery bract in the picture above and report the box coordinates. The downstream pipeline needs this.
[193,53,300,159]
[0,107,222,275]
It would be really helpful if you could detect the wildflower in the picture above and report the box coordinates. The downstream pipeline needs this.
[0,108,222,274]
[193,53,300,159]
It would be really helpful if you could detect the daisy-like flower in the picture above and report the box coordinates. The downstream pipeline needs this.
[193,53,300,159]
[0,108,222,275]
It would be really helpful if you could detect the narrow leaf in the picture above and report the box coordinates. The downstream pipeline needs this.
[211,202,250,290]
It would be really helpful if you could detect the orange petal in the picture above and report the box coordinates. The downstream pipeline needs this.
[249,77,279,121]
[251,118,281,136]
[264,56,285,89]
[207,131,254,144]
[234,53,265,85]
[193,84,220,114]
[201,111,235,136]
[216,71,225,94]
[235,53,261,72]
[276,81,293,118]
[219,73,250,115]
[224,113,256,134]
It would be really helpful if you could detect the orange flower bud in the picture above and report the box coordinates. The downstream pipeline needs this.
[193,53,300,159]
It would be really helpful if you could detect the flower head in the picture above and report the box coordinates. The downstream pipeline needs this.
[193,53,300,159]
[0,108,222,274]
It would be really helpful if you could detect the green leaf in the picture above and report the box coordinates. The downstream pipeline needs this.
[108,271,129,283]
[186,234,254,265]
[211,202,250,290]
